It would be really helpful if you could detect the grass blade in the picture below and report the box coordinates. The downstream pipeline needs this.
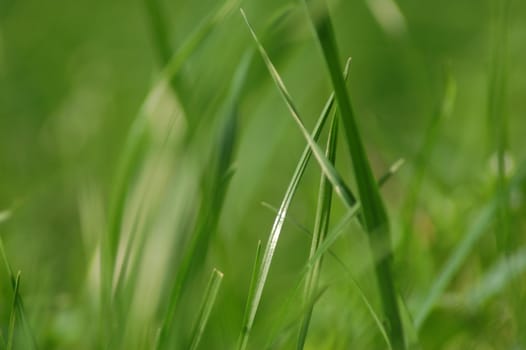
[237,241,263,350]
[188,268,224,350]
[297,114,339,349]
[1,234,38,350]
[237,12,354,349]
[7,271,21,350]
[241,10,356,209]
[302,1,404,347]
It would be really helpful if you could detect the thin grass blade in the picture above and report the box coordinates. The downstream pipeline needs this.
[237,241,263,350]
[7,271,21,350]
[237,12,354,349]
[188,268,224,350]
[297,114,339,349]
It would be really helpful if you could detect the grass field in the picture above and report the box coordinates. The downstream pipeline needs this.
[1,0,526,349]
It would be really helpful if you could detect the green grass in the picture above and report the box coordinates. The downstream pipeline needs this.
[1,0,526,349]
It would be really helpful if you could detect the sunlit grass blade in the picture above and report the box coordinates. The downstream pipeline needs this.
[7,271,21,350]
[297,114,339,350]
[237,12,353,349]
[302,1,404,347]
[188,268,224,350]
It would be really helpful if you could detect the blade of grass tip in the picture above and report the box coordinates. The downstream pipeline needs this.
[378,158,405,188]
[298,114,339,350]
[188,268,224,350]
[237,241,262,350]
[7,271,21,350]
[241,10,357,209]
[0,239,38,350]
[302,1,404,348]
[238,13,354,349]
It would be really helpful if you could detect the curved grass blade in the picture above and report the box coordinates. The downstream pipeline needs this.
[237,13,353,348]
[302,1,404,347]
[188,268,224,350]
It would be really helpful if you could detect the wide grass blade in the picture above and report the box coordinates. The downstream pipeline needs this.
[237,12,354,349]
[302,1,404,347]
[297,114,339,350]
[188,268,224,350]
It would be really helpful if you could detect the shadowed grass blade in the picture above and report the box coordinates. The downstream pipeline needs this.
[302,1,404,347]
[189,268,224,350]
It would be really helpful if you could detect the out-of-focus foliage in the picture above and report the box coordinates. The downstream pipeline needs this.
[1,0,526,349]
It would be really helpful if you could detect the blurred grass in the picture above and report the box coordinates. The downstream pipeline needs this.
[1,0,526,349]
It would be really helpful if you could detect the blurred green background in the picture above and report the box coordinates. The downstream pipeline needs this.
[1,0,525,349]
